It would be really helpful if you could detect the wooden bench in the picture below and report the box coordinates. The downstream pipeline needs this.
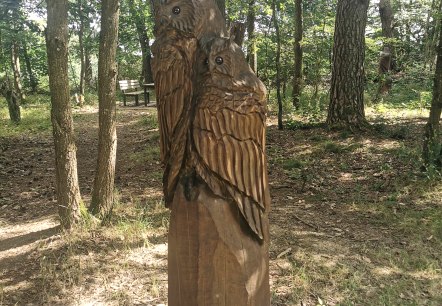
[119,80,147,106]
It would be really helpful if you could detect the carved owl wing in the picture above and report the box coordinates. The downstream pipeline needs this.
[192,86,270,239]
[152,32,198,204]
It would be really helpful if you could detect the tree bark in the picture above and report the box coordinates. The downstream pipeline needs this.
[214,0,226,19]
[292,0,303,109]
[128,0,153,83]
[90,0,120,220]
[246,0,257,73]
[326,0,370,130]
[11,41,25,102]
[46,0,82,229]
[272,0,283,130]
[85,48,93,88]
[423,13,442,167]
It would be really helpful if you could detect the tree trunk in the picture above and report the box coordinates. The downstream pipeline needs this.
[90,0,120,220]
[22,42,38,94]
[246,0,257,73]
[292,0,303,108]
[77,0,86,106]
[11,41,25,102]
[377,0,394,96]
[0,77,21,123]
[272,0,283,130]
[46,0,82,229]
[128,0,153,83]
[326,0,369,130]
[85,48,93,88]
[423,13,442,167]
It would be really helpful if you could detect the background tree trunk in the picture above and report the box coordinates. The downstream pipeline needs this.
[0,77,21,123]
[423,13,442,166]
[272,0,283,130]
[128,0,153,83]
[326,0,370,130]
[22,42,38,94]
[90,0,120,220]
[46,0,82,229]
[11,41,25,102]
[77,0,86,106]
[246,0,257,73]
[292,0,303,109]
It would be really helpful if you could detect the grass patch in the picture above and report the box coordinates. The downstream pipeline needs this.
[0,102,52,137]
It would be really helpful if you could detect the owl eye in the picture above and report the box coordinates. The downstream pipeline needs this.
[215,56,223,65]
[172,6,180,15]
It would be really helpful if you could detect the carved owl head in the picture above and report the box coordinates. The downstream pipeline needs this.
[203,37,266,95]
[151,0,196,33]
[151,0,226,38]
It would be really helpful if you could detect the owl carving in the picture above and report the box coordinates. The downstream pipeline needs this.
[151,0,225,205]
[190,37,270,240]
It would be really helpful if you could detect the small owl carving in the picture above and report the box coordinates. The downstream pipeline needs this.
[151,0,225,205]
[190,37,270,240]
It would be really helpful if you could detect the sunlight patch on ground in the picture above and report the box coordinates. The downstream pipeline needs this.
[0,215,58,241]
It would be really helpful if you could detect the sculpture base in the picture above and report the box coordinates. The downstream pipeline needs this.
[168,183,270,306]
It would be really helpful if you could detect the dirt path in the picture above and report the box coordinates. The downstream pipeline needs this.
[1,106,441,305]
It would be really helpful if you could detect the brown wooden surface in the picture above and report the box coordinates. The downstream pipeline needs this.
[168,183,270,306]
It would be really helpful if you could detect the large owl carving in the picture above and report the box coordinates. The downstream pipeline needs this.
[151,0,225,205]
[190,37,270,240]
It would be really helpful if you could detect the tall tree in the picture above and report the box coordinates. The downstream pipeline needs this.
[246,0,257,72]
[89,0,120,220]
[11,40,25,102]
[272,0,283,130]
[422,11,442,167]
[128,0,153,83]
[46,0,82,229]
[292,0,303,108]
[77,0,86,106]
[326,0,370,130]
[376,0,394,96]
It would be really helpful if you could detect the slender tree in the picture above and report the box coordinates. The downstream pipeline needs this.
[292,0,303,108]
[246,0,257,72]
[326,0,370,130]
[128,0,153,83]
[46,0,83,229]
[272,0,283,130]
[89,0,120,220]
[422,11,442,167]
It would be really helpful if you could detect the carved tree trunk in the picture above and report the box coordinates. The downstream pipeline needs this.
[215,0,226,19]
[326,0,369,130]
[90,0,119,220]
[230,22,246,47]
[168,184,270,306]
[152,1,270,303]
[246,0,257,73]
[46,0,82,229]
[292,0,303,108]
[272,0,283,130]
[423,14,442,167]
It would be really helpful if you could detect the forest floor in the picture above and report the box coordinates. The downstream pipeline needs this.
[1,100,442,305]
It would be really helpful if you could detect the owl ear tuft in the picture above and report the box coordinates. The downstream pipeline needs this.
[229,34,236,43]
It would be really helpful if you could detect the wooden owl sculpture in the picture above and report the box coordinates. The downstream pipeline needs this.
[151,0,225,205]
[190,37,270,240]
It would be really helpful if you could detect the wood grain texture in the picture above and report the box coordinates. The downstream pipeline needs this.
[168,183,270,306]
